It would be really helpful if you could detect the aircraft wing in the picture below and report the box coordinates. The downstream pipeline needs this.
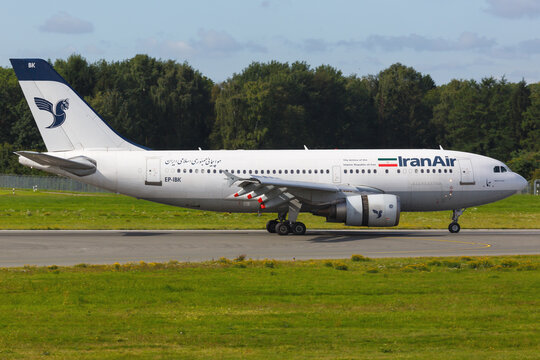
[16,151,96,176]
[223,171,382,210]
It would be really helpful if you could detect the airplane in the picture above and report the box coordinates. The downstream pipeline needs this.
[9,58,528,235]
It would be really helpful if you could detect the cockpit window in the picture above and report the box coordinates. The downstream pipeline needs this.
[494,166,500,173]
[501,166,507,173]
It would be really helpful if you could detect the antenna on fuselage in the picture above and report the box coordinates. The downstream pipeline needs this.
[304,145,309,150]
[439,145,444,150]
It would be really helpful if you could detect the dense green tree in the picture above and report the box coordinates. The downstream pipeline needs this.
[521,83,540,152]
[88,55,214,149]
[374,63,435,148]
[54,54,95,98]
[211,61,376,150]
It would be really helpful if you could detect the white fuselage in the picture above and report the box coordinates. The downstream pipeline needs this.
[33,148,526,213]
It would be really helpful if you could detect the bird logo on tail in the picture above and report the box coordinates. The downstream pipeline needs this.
[34,97,69,128]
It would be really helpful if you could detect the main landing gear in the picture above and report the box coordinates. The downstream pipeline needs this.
[448,208,465,233]
[266,202,306,235]
[266,219,307,235]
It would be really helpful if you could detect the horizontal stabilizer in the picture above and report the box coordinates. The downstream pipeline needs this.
[16,151,96,176]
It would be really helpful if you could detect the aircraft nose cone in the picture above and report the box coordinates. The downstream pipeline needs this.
[515,174,528,193]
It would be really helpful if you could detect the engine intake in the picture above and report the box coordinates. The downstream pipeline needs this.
[315,194,400,227]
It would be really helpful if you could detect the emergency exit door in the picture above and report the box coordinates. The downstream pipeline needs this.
[458,159,475,185]
[145,158,162,186]
[332,166,341,183]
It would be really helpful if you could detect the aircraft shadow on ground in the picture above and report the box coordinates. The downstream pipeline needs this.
[121,232,170,237]
[304,230,445,243]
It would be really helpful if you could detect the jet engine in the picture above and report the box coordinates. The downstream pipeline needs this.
[314,194,400,227]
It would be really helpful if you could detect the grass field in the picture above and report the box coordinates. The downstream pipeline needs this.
[0,189,538,229]
[0,256,538,359]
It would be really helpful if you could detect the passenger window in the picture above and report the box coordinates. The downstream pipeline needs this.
[273,170,276,174]
[374,170,377,174]
[421,169,424,173]
[362,169,365,174]
[189,169,193,173]
[183,169,187,173]
[367,169,371,174]
[314,169,317,174]
[284,170,288,174]
[397,169,400,174]
[302,170,306,174]
[449,169,453,173]
[326,169,329,174]
[438,169,441,173]
[279,170,282,174]
[308,170,312,174]
[385,169,389,174]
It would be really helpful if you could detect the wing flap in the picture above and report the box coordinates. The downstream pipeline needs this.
[222,171,383,210]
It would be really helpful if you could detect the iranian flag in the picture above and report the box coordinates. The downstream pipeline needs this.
[378,158,398,167]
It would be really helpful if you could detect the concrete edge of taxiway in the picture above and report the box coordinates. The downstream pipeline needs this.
[0,228,537,233]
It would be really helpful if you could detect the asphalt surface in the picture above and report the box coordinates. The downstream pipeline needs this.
[0,229,538,267]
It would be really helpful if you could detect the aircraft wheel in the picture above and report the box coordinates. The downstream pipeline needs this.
[275,222,290,236]
[291,222,306,235]
[448,222,461,233]
[266,220,278,233]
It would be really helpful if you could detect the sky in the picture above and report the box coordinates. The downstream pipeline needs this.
[1,0,540,85]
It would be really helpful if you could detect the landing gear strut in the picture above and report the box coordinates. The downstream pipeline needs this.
[265,200,306,235]
[448,208,465,233]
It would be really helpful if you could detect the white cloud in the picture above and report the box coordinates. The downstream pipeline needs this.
[517,38,540,54]
[298,32,496,54]
[196,29,266,54]
[362,32,496,52]
[39,12,94,34]
[302,38,331,52]
[137,38,195,58]
[485,0,540,19]
[139,29,266,59]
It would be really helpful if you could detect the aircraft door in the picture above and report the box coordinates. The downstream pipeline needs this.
[458,159,475,185]
[332,166,341,183]
[145,158,162,186]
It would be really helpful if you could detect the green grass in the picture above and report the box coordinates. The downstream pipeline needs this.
[0,256,538,359]
[0,189,538,229]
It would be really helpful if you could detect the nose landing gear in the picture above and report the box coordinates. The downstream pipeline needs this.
[449,208,465,233]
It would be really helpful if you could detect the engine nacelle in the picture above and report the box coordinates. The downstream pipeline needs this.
[316,194,400,227]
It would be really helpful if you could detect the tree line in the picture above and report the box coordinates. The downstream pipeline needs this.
[0,54,538,179]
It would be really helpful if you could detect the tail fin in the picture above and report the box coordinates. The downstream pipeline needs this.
[10,58,146,152]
